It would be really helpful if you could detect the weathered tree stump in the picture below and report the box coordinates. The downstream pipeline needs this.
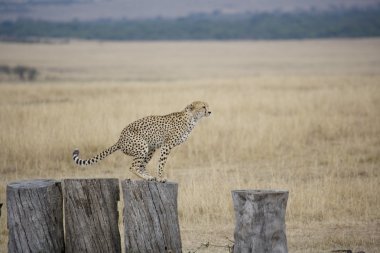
[122,180,182,253]
[63,178,121,253]
[232,189,289,253]
[7,179,64,253]
[0,203,2,249]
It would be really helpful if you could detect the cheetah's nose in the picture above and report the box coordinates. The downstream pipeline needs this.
[208,111,211,116]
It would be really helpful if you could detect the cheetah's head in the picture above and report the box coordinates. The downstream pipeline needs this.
[185,101,211,120]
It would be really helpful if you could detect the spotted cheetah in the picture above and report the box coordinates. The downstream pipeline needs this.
[73,101,211,182]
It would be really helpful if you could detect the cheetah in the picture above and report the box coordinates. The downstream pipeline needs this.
[72,101,211,182]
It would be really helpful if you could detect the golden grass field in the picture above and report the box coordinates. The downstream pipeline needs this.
[0,38,379,252]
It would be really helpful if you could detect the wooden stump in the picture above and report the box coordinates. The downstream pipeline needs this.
[0,203,2,248]
[63,178,121,253]
[232,189,289,253]
[7,179,64,253]
[122,180,182,253]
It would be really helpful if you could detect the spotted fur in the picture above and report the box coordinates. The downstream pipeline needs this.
[73,101,211,182]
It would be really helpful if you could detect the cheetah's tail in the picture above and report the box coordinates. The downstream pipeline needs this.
[72,143,119,166]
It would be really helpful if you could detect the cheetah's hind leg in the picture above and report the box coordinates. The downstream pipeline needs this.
[120,134,156,181]
[130,156,156,181]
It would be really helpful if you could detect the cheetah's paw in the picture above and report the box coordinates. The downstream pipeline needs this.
[157,177,167,183]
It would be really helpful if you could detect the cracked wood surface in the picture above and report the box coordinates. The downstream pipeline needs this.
[232,189,289,253]
[7,179,64,253]
[63,178,121,253]
[122,180,182,253]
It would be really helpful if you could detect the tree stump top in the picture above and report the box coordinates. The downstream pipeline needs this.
[232,189,289,195]
[64,178,118,180]
[8,179,58,189]
[124,179,178,186]
[63,178,119,183]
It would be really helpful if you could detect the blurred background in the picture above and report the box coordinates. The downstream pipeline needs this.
[0,0,379,252]
[0,0,380,42]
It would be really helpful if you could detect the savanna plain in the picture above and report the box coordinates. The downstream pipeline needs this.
[0,39,379,252]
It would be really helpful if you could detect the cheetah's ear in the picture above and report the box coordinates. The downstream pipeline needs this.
[185,104,194,112]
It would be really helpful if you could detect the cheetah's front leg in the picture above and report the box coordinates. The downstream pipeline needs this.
[157,144,172,183]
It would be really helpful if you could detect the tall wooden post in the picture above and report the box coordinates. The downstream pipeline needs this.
[232,189,289,253]
[7,179,64,253]
[63,178,121,253]
[122,180,182,253]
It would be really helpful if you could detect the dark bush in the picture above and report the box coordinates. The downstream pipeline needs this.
[0,65,39,81]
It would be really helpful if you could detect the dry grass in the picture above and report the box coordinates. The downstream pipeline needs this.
[0,39,379,252]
